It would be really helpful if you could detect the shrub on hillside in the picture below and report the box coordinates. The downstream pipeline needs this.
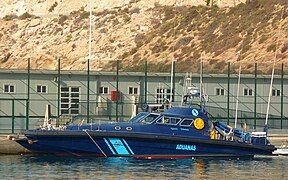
[267,43,277,52]
[49,2,58,12]
[281,42,288,53]
[3,14,18,21]
[18,12,34,20]
[134,33,145,47]
[65,35,72,42]
[58,15,68,25]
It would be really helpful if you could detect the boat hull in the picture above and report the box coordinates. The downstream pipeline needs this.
[16,130,276,158]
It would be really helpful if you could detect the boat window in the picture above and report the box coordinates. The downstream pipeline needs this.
[157,116,181,125]
[139,114,160,124]
[180,119,194,126]
[129,113,159,124]
[129,112,149,123]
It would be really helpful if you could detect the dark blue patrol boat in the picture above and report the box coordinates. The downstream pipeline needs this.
[17,88,276,159]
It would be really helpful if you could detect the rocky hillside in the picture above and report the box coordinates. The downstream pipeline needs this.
[0,0,287,74]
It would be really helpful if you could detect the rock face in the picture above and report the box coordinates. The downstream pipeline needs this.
[0,0,287,74]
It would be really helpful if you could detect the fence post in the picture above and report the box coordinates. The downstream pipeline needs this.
[254,63,257,129]
[116,60,119,122]
[281,63,284,129]
[57,58,61,118]
[227,62,230,125]
[12,99,15,134]
[87,58,90,123]
[26,58,30,130]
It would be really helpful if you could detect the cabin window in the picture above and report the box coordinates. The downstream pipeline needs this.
[157,116,181,125]
[36,85,47,93]
[272,89,281,97]
[128,87,138,95]
[3,84,15,93]
[140,114,159,124]
[180,119,194,126]
[99,86,108,94]
[215,88,225,96]
[243,88,253,96]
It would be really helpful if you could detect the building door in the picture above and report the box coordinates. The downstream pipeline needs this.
[60,87,80,115]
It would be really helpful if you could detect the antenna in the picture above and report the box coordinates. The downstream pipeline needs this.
[88,1,92,62]
[234,64,241,128]
[170,58,175,106]
[200,52,204,110]
[265,47,276,126]
[265,7,284,126]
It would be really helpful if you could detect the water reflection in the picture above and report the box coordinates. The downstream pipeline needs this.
[0,155,287,179]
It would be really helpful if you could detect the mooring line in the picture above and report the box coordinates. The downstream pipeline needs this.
[84,129,107,157]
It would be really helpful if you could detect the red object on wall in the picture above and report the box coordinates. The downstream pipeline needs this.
[110,91,120,101]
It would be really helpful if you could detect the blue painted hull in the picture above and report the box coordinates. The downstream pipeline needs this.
[17,131,275,158]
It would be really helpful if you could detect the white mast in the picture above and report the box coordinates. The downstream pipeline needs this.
[234,64,241,128]
[265,7,284,126]
[170,59,174,105]
[200,53,203,109]
[88,1,92,63]
[265,51,276,126]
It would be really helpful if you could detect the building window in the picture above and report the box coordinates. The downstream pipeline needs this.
[99,86,108,94]
[166,89,174,102]
[156,88,174,104]
[215,88,225,96]
[156,88,164,104]
[61,87,80,115]
[272,89,281,97]
[3,84,15,93]
[243,88,253,96]
[36,85,47,93]
[128,87,138,95]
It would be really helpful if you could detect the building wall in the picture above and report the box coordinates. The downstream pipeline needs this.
[0,70,287,133]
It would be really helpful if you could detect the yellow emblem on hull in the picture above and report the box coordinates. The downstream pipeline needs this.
[194,118,205,130]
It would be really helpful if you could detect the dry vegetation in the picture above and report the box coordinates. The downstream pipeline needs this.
[118,0,288,74]
[0,0,288,74]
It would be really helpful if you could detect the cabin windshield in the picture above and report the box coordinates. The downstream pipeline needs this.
[129,113,159,124]
[156,116,182,125]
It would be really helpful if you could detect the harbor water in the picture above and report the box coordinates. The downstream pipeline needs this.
[0,155,287,179]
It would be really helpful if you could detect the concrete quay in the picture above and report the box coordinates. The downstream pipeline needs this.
[0,135,30,154]
[0,134,287,155]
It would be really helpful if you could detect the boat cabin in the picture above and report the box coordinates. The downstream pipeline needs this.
[66,107,210,139]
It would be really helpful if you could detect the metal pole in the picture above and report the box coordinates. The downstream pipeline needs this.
[12,99,15,134]
[254,63,257,129]
[57,58,61,117]
[200,55,203,111]
[227,62,230,125]
[172,60,176,102]
[87,1,92,123]
[265,62,276,126]
[235,64,241,129]
[144,60,147,105]
[26,58,30,130]
[170,60,174,104]
[281,63,284,129]
[87,58,90,123]
[116,60,119,122]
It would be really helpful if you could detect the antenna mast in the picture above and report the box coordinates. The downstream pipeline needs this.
[265,7,284,126]
[88,1,92,62]
[265,49,276,126]
[170,59,174,106]
[200,53,203,110]
[234,64,241,128]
